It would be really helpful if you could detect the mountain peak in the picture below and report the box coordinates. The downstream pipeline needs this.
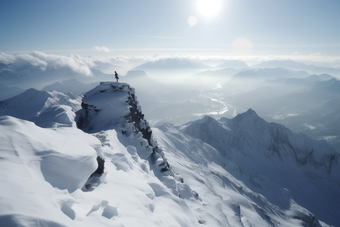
[244,108,257,116]
[197,115,217,124]
[233,108,260,123]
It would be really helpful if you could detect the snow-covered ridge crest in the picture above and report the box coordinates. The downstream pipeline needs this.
[0,88,82,128]
[76,82,194,196]
[184,109,339,172]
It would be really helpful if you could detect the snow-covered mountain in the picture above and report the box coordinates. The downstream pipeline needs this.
[232,77,340,152]
[0,82,338,226]
[181,110,340,225]
[154,122,334,226]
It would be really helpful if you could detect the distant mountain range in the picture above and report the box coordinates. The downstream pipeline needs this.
[224,68,309,93]
[252,60,315,71]
[134,58,211,70]
[252,60,340,77]
[231,77,340,152]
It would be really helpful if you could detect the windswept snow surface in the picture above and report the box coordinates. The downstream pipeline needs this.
[0,116,99,226]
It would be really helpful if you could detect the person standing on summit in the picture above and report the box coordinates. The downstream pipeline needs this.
[114,71,119,82]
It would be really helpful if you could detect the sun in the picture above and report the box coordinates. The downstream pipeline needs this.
[198,0,222,17]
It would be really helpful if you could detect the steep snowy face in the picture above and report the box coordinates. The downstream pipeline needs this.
[182,109,340,225]
[181,115,233,154]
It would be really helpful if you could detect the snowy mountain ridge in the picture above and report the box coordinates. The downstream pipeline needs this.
[182,109,340,225]
[0,88,82,128]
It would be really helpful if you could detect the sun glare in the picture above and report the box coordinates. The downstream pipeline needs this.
[198,0,222,17]
[188,16,198,26]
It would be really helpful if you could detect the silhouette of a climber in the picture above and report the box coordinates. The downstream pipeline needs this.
[115,71,119,82]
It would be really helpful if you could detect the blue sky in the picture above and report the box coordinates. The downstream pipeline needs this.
[1,0,340,58]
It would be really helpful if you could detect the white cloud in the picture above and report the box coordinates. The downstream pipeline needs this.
[0,52,95,76]
[95,46,111,52]
[3,53,49,71]
[31,51,95,76]
[0,52,16,64]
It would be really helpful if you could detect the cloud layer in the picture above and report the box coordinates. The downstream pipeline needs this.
[0,52,95,76]
[1,51,340,75]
